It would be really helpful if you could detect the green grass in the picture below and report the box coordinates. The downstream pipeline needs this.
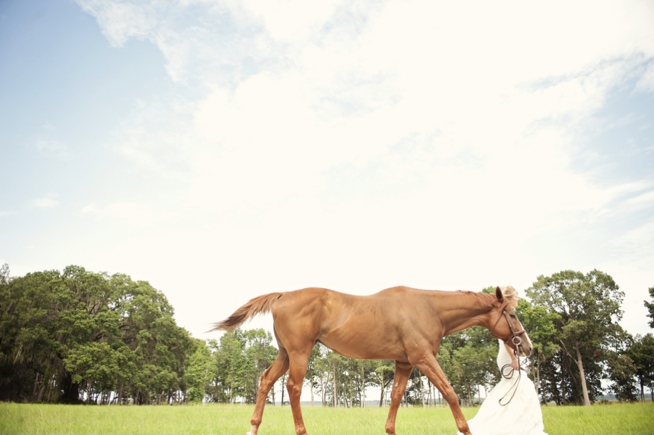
[1,402,652,435]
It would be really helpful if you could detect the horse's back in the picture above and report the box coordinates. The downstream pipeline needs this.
[270,286,429,323]
[271,287,358,323]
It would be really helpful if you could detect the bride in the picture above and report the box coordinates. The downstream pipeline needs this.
[459,286,548,435]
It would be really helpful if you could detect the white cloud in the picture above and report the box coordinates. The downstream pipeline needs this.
[636,61,654,93]
[31,198,59,208]
[69,0,654,339]
[74,0,654,216]
[82,202,176,226]
[234,0,347,43]
[75,0,157,47]
[34,139,68,157]
[611,220,654,267]
[624,188,654,210]
[76,1,651,240]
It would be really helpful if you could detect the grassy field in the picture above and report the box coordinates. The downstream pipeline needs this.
[1,402,652,435]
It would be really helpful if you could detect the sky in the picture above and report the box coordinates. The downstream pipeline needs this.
[1,0,654,346]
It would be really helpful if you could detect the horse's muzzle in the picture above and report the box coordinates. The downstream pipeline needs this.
[512,335,533,357]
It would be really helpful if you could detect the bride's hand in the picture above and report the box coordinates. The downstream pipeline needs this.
[511,359,520,371]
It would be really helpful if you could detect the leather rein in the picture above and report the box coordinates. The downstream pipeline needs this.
[489,301,528,406]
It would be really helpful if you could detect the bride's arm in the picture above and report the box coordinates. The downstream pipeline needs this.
[504,343,520,371]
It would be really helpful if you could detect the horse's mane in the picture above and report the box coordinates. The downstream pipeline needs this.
[456,290,499,309]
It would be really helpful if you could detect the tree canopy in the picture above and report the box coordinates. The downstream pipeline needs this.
[646,287,654,328]
[0,265,194,404]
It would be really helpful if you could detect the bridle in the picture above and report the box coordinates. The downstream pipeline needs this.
[489,301,528,406]
[489,301,527,350]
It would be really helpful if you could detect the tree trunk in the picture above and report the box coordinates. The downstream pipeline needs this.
[361,364,365,408]
[560,373,565,405]
[310,382,314,406]
[320,375,326,406]
[332,368,337,408]
[575,343,591,406]
[536,363,541,397]
[280,374,285,406]
[379,380,385,407]
[270,379,276,405]
[118,382,124,405]
[61,372,81,403]
[31,372,41,401]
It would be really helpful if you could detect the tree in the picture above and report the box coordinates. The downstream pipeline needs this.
[184,339,213,403]
[369,359,395,407]
[645,287,654,328]
[526,270,625,405]
[517,301,561,397]
[64,341,126,404]
[209,328,277,404]
[0,269,69,402]
[305,344,325,406]
[242,329,277,404]
[0,263,9,285]
[0,266,194,404]
[320,351,354,407]
[54,266,118,403]
[212,330,247,403]
[108,274,192,404]
[308,344,333,406]
[328,352,349,407]
[606,333,639,403]
[628,334,654,402]
[437,325,497,407]
[345,358,377,407]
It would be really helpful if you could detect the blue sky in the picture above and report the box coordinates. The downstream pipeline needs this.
[1,0,653,347]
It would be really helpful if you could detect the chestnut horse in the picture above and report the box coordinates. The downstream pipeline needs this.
[212,286,532,435]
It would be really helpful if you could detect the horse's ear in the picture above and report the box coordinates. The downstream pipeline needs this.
[495,286,504,303]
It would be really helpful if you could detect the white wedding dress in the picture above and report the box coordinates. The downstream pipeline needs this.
[458,340,548,435]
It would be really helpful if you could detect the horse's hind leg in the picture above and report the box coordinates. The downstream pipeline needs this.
[286,347,313,435]
[248,348,290,435]
[384,361,412,435]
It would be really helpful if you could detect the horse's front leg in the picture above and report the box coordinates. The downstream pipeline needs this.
[413,354,472,435]
[384,361,413,435]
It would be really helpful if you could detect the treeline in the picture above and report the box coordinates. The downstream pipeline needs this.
[1,265,653,406]
[0,265,197,404]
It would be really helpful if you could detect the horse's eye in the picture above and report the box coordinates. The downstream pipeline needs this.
[509,314,516,319]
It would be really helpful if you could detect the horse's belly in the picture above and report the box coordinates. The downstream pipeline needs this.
[318,328,405,361]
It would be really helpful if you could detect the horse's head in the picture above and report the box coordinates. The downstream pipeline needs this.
[489,286,533,357]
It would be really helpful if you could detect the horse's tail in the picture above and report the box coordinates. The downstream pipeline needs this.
[211,292,284,332]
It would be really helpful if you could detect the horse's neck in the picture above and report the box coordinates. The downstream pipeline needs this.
[432,292,493,336]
